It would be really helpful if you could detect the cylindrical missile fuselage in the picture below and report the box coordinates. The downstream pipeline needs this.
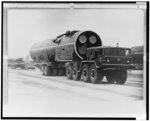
[30,31,102,63]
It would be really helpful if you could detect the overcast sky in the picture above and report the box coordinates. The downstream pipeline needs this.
[7,7,144,58]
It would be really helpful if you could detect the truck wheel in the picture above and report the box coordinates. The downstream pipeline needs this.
[81,64,90,82]
[52,68,58,76]
[41,65,45,76]
[66,64,72,79]
[115,70,127,84]
[44,66,51,76]
[44,66,48,76]
[90,64,103,84]
[106,71,115,83]
[72,67,81,81]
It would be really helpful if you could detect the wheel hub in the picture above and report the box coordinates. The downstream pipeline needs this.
[73,69,76,75]
[91,70,95,77]
[83,69,87,76]
[67,70,70,75]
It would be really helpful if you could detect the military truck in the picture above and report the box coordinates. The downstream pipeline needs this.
[66,46,133,84]
[30,30,134,84]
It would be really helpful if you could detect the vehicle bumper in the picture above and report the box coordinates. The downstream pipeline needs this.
[102,64,136,70]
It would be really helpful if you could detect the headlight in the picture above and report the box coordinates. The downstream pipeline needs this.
[79,35,87,43]
[89,36,97,44]
[117,58,121,62]
[126,60,130,63]
[106,59,110,63]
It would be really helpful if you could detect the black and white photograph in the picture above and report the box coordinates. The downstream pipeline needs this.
[2,1,148,119]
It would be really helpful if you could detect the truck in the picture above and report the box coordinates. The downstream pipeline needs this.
[30,30,134,84]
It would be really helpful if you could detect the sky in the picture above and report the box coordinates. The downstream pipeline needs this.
[7,7,145,58]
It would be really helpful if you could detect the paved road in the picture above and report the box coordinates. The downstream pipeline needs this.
[3,69,145,118]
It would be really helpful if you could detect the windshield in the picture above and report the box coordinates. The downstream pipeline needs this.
[104,48,130,56]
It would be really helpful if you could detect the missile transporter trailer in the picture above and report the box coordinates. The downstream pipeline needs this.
[30,30,134,84]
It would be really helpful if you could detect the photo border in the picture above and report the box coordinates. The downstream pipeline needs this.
[1,1,149,120]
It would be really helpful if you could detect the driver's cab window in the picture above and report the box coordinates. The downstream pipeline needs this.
[98,49,103,56]
[125,49,131,56]
[95,50,98,59]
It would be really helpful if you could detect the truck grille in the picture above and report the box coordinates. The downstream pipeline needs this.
[103,57,131,65]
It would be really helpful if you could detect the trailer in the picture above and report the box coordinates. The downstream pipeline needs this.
[30,30,134,84]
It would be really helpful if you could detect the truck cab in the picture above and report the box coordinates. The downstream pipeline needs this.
[86,46,132,68]
[77,46,133,84]
[66,46,135,84]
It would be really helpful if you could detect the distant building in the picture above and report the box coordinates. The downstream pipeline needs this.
[131,46,143,54]
[131,45,143,70]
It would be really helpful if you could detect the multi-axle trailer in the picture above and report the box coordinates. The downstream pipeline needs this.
[30,30,135,84]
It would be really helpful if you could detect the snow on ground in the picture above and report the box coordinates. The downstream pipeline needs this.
[3,69,145,119]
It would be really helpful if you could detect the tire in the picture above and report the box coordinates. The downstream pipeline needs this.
[106,71,116,83]
[41,65,45,76]
[115,70,127,84]
[44,66,48,76]
[44,65,51,76]
[81,64,90,82]
[72,66,81,81]
[89,64,103,84]
[66,64,73,79]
